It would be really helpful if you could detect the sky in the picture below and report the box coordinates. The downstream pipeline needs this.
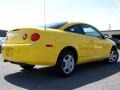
[0,0,120,31]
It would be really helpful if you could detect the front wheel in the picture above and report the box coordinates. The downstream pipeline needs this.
[56,51,77,77]
[108,49,119,63]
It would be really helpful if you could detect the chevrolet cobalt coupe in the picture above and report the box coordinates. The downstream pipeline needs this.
[2,22,119,76]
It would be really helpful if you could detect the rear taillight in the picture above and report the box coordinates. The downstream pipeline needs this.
[31,33,40,41]
[23,33,27,40]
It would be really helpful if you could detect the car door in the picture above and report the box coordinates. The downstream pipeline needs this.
[64,24,91,63]
[81,24,110,61]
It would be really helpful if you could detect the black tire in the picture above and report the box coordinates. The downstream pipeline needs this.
[56,50,77,77]
[20,64,35,70]
[108,48,119,64]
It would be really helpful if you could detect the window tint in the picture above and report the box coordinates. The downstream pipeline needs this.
[40,22,67,29]
[82,24,102,38]
[65,24,84,34]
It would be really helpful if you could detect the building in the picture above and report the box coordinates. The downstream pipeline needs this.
[0,30,7,37]
[101,30,120,39]
[0,30,7,43]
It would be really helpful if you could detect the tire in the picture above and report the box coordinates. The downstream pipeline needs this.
[56,50,77,77]
[20,64,35,70]
[108,48,119,63]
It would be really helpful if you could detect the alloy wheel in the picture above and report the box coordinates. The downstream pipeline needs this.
[62,54,75,74]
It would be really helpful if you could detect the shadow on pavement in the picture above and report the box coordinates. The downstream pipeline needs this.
[4,62,120,90]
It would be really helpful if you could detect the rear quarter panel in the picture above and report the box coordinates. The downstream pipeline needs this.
[44,29,113,64]
[3,28,113,65]
[43,30,90,64]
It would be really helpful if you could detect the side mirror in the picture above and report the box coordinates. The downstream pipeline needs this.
[104,34,109,38]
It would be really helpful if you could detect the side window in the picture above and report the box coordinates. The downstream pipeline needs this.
[82,24,102,38]
[64,24,84,34]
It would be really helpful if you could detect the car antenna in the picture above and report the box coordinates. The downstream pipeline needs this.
[109,24,111,37]
[44,0,46,30]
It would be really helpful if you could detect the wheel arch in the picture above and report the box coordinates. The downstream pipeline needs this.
[111,45,117,51]
[56,46,78,64]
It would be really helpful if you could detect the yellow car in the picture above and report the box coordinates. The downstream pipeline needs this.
[2,22,119,76]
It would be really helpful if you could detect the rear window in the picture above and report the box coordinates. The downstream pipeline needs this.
[41,22,67,29]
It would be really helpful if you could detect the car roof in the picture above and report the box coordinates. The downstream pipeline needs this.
[58,21,88,30]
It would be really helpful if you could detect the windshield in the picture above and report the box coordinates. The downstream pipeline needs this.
[41,22,67,29]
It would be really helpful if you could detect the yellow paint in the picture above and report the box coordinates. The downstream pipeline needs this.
[2,22,113,66]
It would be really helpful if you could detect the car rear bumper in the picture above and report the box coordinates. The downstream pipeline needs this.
[2,44,57,66]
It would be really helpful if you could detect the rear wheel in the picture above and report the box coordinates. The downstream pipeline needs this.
[108,49,119,63]
[20,64,35,70]
[56,50,77,77]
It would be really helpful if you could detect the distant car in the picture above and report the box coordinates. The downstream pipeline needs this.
[110,38,120,49]
[0,41,1,53]
[0,37,6,53]
[2,22,119,76]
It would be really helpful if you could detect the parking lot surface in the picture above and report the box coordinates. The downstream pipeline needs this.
[0,53,120,90]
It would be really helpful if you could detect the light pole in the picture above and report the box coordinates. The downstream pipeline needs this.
[109,24,111,30]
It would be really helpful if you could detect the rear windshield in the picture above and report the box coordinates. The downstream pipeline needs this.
[41,22,67,29]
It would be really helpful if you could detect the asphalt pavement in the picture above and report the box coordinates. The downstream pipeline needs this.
[0,52,120,90]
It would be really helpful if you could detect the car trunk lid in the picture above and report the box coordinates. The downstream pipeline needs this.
[6,28,44,44]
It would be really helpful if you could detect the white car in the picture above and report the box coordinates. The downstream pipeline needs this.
[0,37,6,53]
